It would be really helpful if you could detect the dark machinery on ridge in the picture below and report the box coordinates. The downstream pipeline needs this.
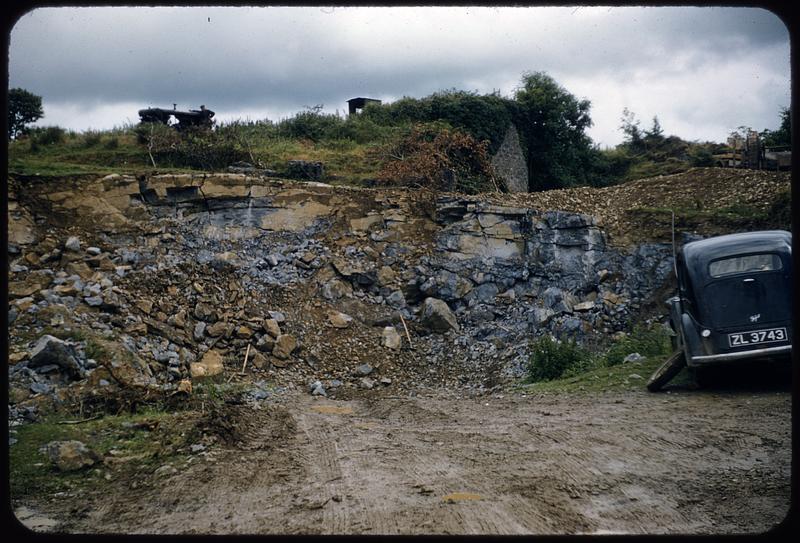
[138,104,215,131]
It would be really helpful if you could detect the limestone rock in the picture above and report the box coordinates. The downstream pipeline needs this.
[256,334,276,352]
[356,363,373,376]
[8,276,49,299]
[236,326,253,339]
[377,265,396,286]
[193,321,206,341]
[28,335,82,379]
[420,297,459,333]
[176,379,193,394]
[263,318,281,338]
[382,326,402,350]
[386,290,406,308]
[360,377,376,389]
[327,310,353,329]
[206,321,229,338]
[43,440,98,471]
[310,380,327,396]
[350,214,384,232]
[135,299,154,314]
[273,334,297,360]
[169,310,187,329]
[190,349,224,379]
[250,351,268,369]
[321,278,353,300]
[64,236,81,252]
[193,302,217,323]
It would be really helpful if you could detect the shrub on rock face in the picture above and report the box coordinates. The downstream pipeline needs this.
[526,335,589,383]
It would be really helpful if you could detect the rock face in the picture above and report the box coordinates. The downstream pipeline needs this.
[42,440,98,471]
[420,298,459,333]
[8,169,735,395]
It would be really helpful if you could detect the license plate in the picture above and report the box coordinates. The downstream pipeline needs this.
[728,327,787,347]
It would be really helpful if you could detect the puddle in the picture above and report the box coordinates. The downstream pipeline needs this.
[311,405,354,415]
[441,492,482,503]
[354,422,376,430]
[14,506,59,532]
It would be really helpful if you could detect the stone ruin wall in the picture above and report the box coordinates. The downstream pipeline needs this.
[490,125,529,193]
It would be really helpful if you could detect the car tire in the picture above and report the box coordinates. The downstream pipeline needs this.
[646,350,687,392]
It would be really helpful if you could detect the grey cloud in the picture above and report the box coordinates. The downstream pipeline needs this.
[8,6,790,145]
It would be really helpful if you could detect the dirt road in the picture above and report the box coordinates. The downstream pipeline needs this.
[40,383,791,536]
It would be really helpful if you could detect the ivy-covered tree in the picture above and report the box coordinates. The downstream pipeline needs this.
[8,87,44,139]
[512,71,595,191]
[361,89,513,153]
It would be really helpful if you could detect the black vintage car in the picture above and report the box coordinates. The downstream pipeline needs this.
[647,230,792,391]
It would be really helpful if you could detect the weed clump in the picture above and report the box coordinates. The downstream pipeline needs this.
[602,324,671,367]
[526,336,590,383]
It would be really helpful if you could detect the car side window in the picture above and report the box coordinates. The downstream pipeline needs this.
[708,253,782,278]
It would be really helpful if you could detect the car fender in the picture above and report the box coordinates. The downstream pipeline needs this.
[680,313,703,364]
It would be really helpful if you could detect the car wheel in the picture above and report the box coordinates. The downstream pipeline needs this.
[646,350,687,392]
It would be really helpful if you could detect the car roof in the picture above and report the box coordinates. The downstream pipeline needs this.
[682,230,792,272]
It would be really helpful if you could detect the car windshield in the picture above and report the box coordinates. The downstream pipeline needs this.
[708,253,782,278]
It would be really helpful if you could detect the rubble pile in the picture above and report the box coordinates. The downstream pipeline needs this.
[7,168,790,418]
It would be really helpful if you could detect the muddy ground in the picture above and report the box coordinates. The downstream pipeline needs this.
[16,377,792,536]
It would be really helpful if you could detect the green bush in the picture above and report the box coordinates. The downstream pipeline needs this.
[134,122,178,145]
[688,147,715,167]
[82,130,103,147]
[132,123,250,170]
[526,336,590,383]
[276,110,344,142]
[602,324,670,367]
[103,136,119,150]
[29,126,67,146]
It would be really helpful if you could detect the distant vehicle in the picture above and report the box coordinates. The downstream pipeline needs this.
[138,104,215,131]
[647,230,792,391]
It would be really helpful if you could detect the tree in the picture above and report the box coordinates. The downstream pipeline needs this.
[761,107,791,147]
[620,107,644,152]
[512,72,594,191]
[645,116,664,141]
[8,88,44,139]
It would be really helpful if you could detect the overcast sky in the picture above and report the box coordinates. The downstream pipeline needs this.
[8,5,791,147]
